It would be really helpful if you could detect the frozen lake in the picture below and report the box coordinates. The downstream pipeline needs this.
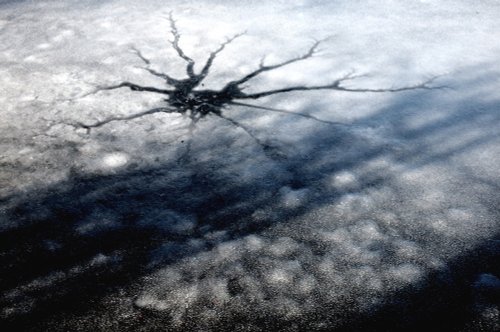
[0,0,499,330]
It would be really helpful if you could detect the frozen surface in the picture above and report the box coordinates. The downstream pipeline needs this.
[0,0,499,331]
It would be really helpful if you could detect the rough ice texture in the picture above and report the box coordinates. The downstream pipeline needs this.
[0,0,499,331]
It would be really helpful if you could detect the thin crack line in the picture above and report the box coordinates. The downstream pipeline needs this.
[217,113,268,148]
[236,76,445,99]
[229,101,344,126]
[71,107,175,132]
[225,37,330,88]
[167,11,195,78]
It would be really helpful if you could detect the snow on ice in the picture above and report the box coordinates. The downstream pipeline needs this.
[0,0,499,330]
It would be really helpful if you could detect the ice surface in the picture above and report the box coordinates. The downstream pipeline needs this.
[0,0,499,331]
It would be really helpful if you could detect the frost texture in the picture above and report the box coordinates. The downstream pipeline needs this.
[0,0,499,331]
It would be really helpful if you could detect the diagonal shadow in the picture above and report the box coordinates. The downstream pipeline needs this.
[1,66,499,331]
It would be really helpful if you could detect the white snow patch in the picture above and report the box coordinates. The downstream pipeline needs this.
[387,264,424,284]
[101,152,129,168]
[36,43,51,49]
[329,170,358,191]
[244,234,266,252]
[134,294,169,311]
[393,239,421,259]
[217,240,240,261]
[268,268,293,284]
[268,237,301,257]
[279,186,309,208]
[89,253,112,267]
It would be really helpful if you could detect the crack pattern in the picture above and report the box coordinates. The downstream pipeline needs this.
[69,13,444,149]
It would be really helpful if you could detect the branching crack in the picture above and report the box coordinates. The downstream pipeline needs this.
[74,107,175,133]
[71,13,445,150]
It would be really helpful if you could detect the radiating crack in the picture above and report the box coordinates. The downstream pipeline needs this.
[73,107,175,132]
[64,13,445,153]
[229,101,345,126]
[217,113,269,149]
